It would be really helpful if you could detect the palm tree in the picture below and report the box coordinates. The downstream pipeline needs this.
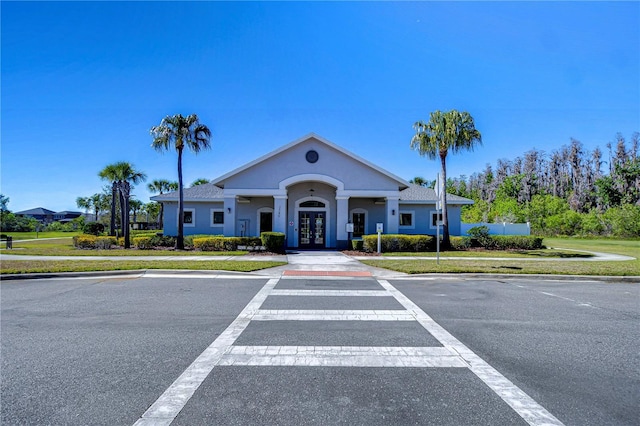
[76,196,91,217]
[129,199,143,224]
[191,178,210,187]
[409,176,430,187]
[151,114,212,250]
[99,162,147,247]
[411,110,482,248]
[147,179,179,229]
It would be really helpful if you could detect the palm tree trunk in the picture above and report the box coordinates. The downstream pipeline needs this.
[440,154,450,249]
[110,182,117,236]
[159,201,164,230]
[177,148,185,250]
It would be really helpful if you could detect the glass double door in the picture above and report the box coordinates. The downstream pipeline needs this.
[298,211,325,249]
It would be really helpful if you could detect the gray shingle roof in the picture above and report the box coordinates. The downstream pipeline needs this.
[151,183,224,201]
[399,184,474,204]
[15,207,56,215]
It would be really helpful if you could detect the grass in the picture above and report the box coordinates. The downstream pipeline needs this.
[0,231,81,241]
[380,249,592,258]
[0,238,249,256]
[361,237,640,276]
[1,260,287,275]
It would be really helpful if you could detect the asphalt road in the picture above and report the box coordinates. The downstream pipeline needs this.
[1,274,637,425]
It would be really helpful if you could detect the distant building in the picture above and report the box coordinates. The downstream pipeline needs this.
[16,208,82,224]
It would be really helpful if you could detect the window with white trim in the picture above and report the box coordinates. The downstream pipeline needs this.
[181,208,195,227]
[430,212,443,229]
[210,209,224,227]
[399,211,415,229]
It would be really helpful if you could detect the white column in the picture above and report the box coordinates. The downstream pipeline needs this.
[336,196,350,242]
[273,196,288,234]
[386,196,399,234]
[223,196,236,236]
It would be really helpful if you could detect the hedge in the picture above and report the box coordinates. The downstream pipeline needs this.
[491,235,544,250]
[450,236,471,250]
[193,236,262,251]
[132,236,154,249]
[73,235,117,249]
[361,234,434,253]
[260,232,286,253]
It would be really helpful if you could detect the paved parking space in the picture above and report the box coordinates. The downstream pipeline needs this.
[2,272,637,425]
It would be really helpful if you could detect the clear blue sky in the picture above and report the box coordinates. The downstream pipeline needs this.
[2,1,638,213]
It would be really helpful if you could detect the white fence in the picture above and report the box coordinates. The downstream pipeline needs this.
[461,222,530,236]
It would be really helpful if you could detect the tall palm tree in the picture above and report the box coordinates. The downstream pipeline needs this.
[151,114,212,250]
[147,179,179,229]
[411,110,482,248]
[76,196,91,217]
[99,162,147,247]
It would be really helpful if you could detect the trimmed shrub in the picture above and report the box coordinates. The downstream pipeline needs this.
[260,232,285,253]
[192,236,262,251]
[133,236,153,249]
[149,234,176,247]
[361,234,434,253]
[73,234,116,249]
[466,225,495,248]
[73,234,97,249]
[450,236,471,250]
[491,235,544,250]
[83,222,105,236]
[351,239,364,251]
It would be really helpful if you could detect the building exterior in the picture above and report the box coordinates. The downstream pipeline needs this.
[15,208,84,224]
[152,133,473,249]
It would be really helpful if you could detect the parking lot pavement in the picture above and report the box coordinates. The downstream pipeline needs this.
[2,273,637,425]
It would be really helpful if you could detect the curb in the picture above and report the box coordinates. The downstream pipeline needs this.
[0,269,261,281]
[390,273,640,283]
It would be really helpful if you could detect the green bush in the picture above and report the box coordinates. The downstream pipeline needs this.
[193,236,262,251]
[260,232,286,253]
[83,222,105,236]
[73,234,116,249]
[133,236,153,249]
[149,234,176,247]
[351,239,364,251]
[466,226,495,248]
[491,235,544,250]
[450,236,471,250]
[361,234,434,253]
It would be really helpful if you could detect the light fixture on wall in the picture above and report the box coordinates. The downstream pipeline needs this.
[227,207,232,214]
[392,209,396,216]
[309,188,315,197]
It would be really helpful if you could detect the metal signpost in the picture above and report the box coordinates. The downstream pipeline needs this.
[435,173,444,265]
[376,223,383,254]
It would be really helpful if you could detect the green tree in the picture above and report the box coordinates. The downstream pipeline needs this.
[129,199,143,224]
[98,162,147,248]
[191,178,210,187]
[151,114,212,250]
[0,194,10,211]
[411,110,482,248]
[76,196,91,216]
[147,179,179,229]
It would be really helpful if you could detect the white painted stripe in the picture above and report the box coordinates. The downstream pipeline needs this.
[142,273,269,280]
[219,345,466,368]
[270,289,391,297]
[279,275,375,281]
[252,309,414,321]
[133,278,280,426]
[376,279,564,426]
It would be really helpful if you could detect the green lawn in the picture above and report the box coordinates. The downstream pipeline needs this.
[361,238,639,276]
[0,237,249,256]
[0,231,81,241]
[1,260,287,275]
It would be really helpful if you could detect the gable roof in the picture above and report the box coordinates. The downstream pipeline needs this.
[15,207,56,215]
[151,182,224,202]
[400,184,474,204]
[211,133,410,189]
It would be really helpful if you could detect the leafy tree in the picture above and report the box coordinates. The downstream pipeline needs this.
[411,110,482,248]
[0,194,10,211]
[129,199,143,223]
[191,178,210,187]
[147,179,178,229]
[151,114,212,250]
[98,162,147,248]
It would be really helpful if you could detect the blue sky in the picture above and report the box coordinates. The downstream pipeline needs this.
[2,1,638,213]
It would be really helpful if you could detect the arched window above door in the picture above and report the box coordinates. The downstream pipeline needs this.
[300,200,325,208]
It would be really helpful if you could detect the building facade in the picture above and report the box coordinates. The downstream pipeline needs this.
[152,133,473,249]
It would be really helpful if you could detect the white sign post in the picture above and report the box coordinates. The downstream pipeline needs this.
[376,223,383,254]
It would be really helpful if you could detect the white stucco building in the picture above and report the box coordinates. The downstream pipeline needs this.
[152,133,473,249]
